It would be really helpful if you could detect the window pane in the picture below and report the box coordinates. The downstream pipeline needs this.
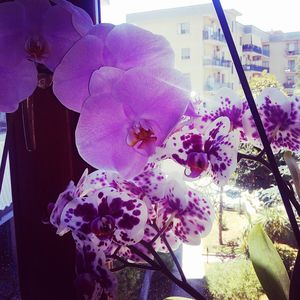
[0,116,20,299]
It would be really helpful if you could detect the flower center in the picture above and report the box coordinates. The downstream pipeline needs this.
[185,152,209,178]
[90,215,115,238]
[127,121,157,156]
[25,35,48,61]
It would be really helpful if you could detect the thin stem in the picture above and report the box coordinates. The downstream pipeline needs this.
[109,254,159,272]
[213,0,300,248]
[238,152,272,172]
[132,241,206,300]
[238,152,300,217]
[151,212,176,244]
[161,234,187,283]
[128,244,160,269]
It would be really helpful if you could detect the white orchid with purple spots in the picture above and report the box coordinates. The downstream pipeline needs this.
[159,116,240,186]
[243,87,300,152]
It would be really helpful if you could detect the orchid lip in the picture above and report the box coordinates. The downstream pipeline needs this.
[90,215,115,239]
[25,35,48,61]
[126,120,158,155]
[185,152,209,178]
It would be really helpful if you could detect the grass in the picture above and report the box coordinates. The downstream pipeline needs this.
[202,210,250,254]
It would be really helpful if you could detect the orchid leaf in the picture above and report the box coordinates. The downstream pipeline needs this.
[248,224,290,300]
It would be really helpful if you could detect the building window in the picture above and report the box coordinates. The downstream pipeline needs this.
[178,22,190,34]
[181,48,190,60]
[262,61,269,68]
[288,60,295,72]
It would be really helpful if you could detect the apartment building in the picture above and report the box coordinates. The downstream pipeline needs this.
[268,31,300,95]
[126,4,300,97]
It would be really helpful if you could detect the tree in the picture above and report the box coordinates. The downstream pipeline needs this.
[248,70,285,98]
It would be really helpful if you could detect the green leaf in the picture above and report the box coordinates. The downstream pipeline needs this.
[248,224,290,300]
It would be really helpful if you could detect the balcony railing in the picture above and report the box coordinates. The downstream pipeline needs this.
[243,64,269,72]
[285,67,296,73]
[283,82,295,88]
[203,30,225,42]
[204,82,232,91]
[285,49,300,56]
[203,58,231,68]
[242,44,270,57]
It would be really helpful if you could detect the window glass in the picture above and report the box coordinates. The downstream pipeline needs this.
[181,47,191,60]
[178,22,190,34]
[0,114,20,299]
[100,1,300,299]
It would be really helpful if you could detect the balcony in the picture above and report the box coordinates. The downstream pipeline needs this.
[285,67,296,73]
[283,82,295,88]
[243,64,269,72]
[285,49,300,56]
[204,82,232,91]
[203,58,231,68]
[203,30,225,43]
[242,44,270,57]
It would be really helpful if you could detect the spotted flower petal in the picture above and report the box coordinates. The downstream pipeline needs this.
[199,88,248,138]
[157,179,213,245]
[243,88,300,152]
[160,117,239,185]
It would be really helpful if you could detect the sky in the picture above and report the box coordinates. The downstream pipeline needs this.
[101,0,300,33]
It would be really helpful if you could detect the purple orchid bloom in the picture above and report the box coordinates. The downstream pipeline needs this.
[243,88,300,152]
[198,88,248,138]
[52,23,175,112]
[159,116,240,186]
[76,66,191,178]
[0,0,93,112]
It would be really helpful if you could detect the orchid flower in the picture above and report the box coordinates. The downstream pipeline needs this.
[74,235,117,298]
[76,66,191,178]
[53,22,175,112]
[243,87,300,152]
[0,0,93,112]
[198,87,248,138]
[58,185,148,249]
[50,169,90,235]
[158,116,240,186]
[156,178,214,245]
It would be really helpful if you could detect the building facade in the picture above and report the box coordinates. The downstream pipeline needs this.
[127,4,300,97]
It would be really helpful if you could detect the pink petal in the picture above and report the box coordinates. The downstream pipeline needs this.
[103,23,175,70]
[76,94,148,178]
[0,59,37,112]
[52,35,104,112]
[0,2,26,66]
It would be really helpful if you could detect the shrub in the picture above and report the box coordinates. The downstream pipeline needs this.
[275,243,298,277]
[116,267,145,300]
[205,259,264,300]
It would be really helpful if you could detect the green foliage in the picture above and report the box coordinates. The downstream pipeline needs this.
[248,70,285,98]
[248,224,290,300]
[205,259,264,300]
[148,253,174,300]
[116,267,145,300]
[257,207,297,247]
[275,243,298,277]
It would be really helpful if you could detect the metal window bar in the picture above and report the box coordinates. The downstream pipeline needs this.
[0,131,9,198]
[212,1,300,299]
